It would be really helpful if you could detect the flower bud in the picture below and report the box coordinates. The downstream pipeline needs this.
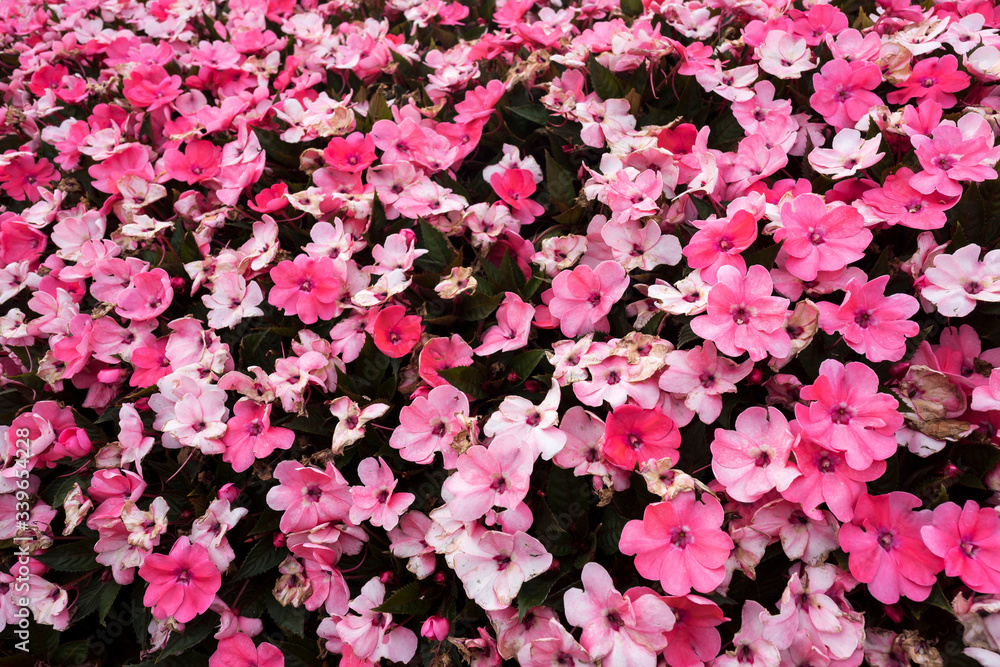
[421,616,449,641]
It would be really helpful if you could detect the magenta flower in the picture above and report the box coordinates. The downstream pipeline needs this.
[138,537,221,622]
[221,400,294,473]
[661,595,726,667]
[389,384,469,466]
[690,264,791,362]
[372,305,422,358]
[209,634,284,667]
[602,404,680,470]
[619,492,734,595]
[349,457,414,530]
[546,261,629,338]
[922,500,1000,594]
[163,140,222,184]
[711,406,800,503]
[794,360,903,470]
[886,55,971,108]
[681,210,757,283]
[773,194,870,282]
[816,275,920,363]
[810,59,882,129]
[490,168,545,224]
[839,492,943,604]
[563,562,673,667]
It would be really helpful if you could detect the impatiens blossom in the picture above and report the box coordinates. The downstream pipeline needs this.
[221,400,294,473]
[390,384,470,467]
[442,436,533,521]
[563,563,674,667]
[794,360,903,470]
[921,244,1000,317]
[372,305,422,358]
[602,404,680,470]
[138,537,222,623]
[268,255,345,324]
[817,275,920,362]
[336,577,418,663]
[690,264,791,362]
[619,492,734,595]
[774,194,871,282]
[711,407,800,502]
[922,501,1000,594]
[839,492,943,604]
[546,261,629,338]
[658,342,753,424]
[209,635,284,667]
[349,457,414,530]
[454,531,553,611]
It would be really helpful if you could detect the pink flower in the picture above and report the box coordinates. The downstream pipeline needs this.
[265,461,352,533]
[442,437,533,521]
[781,436,886,522]
[372,305,422,358]
[658,342,753,424]
[546,261,629,338]
[324,132,377,173]
[337,577,418,663]
[210,634,284,667]
[389,385,469,466]
[774,194,870,282]
[419,334,474,387]
[122,65,182,111]
[861,167,954,230]
[454,530,553,610]
[682,210,757,283]
[163,140,222,184]
[475,292,534,356]
[794,359,902,470]
[690,264,791,362]
[563,562,673,667]
[911,114,1000,197]
[0,155,58,201]
[972,369,1000,412]
[661,595,726,667]
[810,59,883,129]
[116,268,173,321]
[138,537,221,623]
[619,492,734,595]
[491,168,545,225]
[421,616,450,641]
[887,55,971,108]
[268,255,345,324]
[221,400,295,473]
[817,275,920,363]
[839,492,943,604]
[921,500,1000,594]
[602,404,680,470]
[711,407,800,503]
[349,457,414,530]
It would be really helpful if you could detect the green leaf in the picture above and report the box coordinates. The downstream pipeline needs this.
[499,251,527,292]
[505,105,552,126]
[72,578,105,621]
[368,91,392,123]
[460,292,504,321]
[373,581,430,615]
[746,243,782,270]
[621,0,643,16]
[52,641,90,664]
[545,151,576,210]
[597,508,627,555]
[437,365,489,399]
[249,509,281,536]
[35,539,99,572]
[517,571,558,622]
[536,500,574,557]
[266,595,306,637]
[415,219,453,273]
[159,614,215,660]
[99,582,122,625]
[236,539,287,580]
[588,54,623,100]
[509,350,548,382]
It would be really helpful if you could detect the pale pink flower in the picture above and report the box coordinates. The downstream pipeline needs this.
[562,562,673,667]
[758,31,815,79]
[922,244,1000,317]
[442,437,533,522]
[337,577,418,663]
[774,194,870,282]
[817,275,920,363]
[808,128,885,179]
[390,385,469,467]
[475,293,535,356]
[209,634,284,667]
[454,530,553,611]
[711,407,800,503]
[658,342,753,423]
[483,379,566,460]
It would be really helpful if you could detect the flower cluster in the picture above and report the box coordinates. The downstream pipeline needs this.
[4,0,1000,665]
